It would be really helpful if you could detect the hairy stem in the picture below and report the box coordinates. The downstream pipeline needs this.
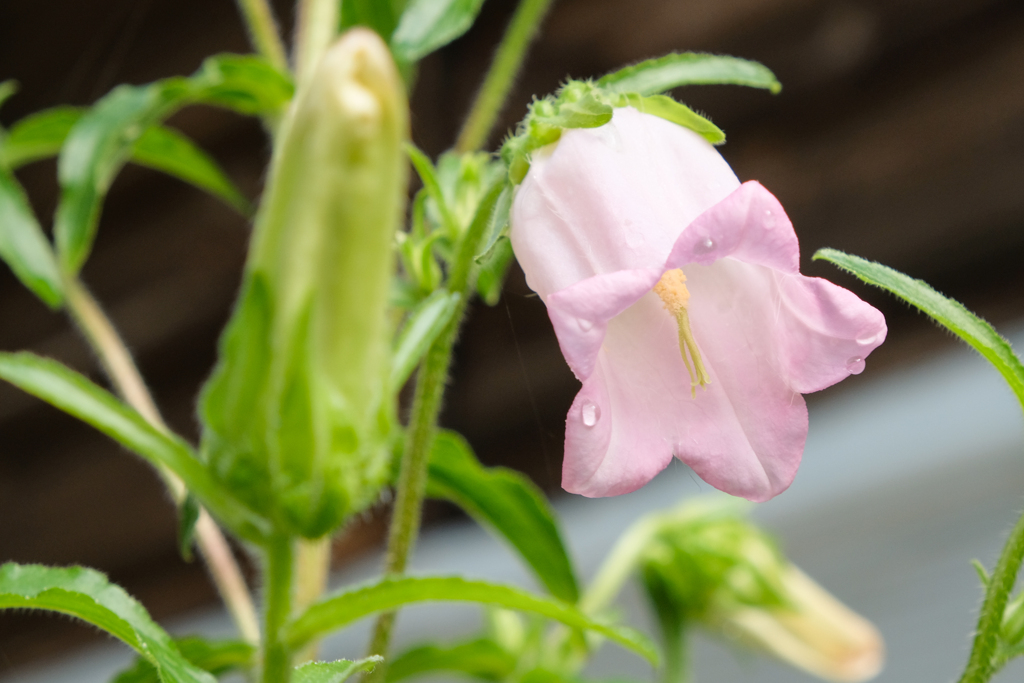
[455,0,554,153]
[293,0,339,87]
[64,278,261,645]
[293,537,332,662]
[364,182,504,678]
[262,535,295,683]
[235,0,290,74]
[958,508,1024,683]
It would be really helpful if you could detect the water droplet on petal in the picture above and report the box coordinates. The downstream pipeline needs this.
[694,236,715,254]
[846,356,865,375]
[764,209,772,216]
[578,318,594,332]
[581,401,600,427]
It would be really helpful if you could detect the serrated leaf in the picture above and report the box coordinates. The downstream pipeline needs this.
[386,638,515,682]
[428,431,580,603]
[0,106,82,169]
[0,351,270,541]
[0,168,65,307]
[293,657,383,683]
[391,0,487,63]
[190,54,294,118]
[392,290,461,389]
[55,79,193,274]
[623,93,724,144]
[598,53,781,96]
[111,637,256,683]
[0,563,217,683]
[285,577,657,664]
[814,249,1024,407]
[132,125,251,214]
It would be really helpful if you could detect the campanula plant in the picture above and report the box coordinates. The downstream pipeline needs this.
[0,2,1022,683]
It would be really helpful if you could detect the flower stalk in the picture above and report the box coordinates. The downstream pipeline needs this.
[63,277,261,645]
[234,0,290,74]
[455,0,555,153]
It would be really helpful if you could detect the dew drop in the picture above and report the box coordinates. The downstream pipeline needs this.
[578,318,594,332]
[695,236,715,254]
[764,208,772,216]
[846,356,865,375]
[581,401,601,427]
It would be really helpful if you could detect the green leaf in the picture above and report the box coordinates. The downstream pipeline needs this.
[474,183,512,262]
[293,657,383,683]
[406,143,459,236]
[622,93,724,144]
[55,79,193,274]
[341,0,404,40]
[597,53,781,96]
[0,351,270,541]
[386,638,515,682]
[427,431,580,603]
[0,106,82,168]
[177,494,201,562]
[286,577,655,664]
[0,563,217,683]
[814,249,1024,407]
[0,80,17,111]
[0,167,65,307]
[391,0,488,63]
[111,637,256,683]
[392,290,462,389]
[189,54,294,118]
[475,236,513,306]
[132,125,251,215]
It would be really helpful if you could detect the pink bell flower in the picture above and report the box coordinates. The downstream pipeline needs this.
[509,107,886,502]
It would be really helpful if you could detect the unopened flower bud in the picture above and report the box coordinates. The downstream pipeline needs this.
[200,28,407,539]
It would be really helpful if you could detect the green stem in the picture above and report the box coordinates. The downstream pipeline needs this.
[262,535,295,683]
[293,0,339,87]
[293,537,332,663]
[364,182,504,677]
[454,0,554,153]
[63,277,262,645]
[235,0,290,74]
[958,509,1024,683]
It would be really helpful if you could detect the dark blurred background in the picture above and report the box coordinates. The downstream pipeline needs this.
[1,0,1022,671]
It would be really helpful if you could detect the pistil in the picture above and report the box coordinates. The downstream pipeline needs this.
[653,268,711,397]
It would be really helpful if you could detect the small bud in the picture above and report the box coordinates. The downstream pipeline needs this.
[638,499,883,682]
[200,29,407,539]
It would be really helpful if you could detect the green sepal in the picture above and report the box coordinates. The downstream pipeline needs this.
[391,290,462,389]
[502,80,723,184]
[615,93,724,144]
[386,638,516,682]
[814,248,1024,408]
[597,52,781,96]
[110,637,256,683]
[427,430,580,603]
[0,166,65,307]
[293,657,384,683]
[474,182,512,262]
[0,563,217,683]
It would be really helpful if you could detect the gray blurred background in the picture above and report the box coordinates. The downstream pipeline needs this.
[1,0,1023,680]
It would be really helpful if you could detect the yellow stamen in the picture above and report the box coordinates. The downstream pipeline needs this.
[654,269,711,398]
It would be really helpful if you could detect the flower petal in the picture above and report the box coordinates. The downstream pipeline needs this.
[546,267,662,380]
[510,107,739,299]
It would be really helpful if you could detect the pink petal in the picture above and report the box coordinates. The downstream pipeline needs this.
[510,107,739,299]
